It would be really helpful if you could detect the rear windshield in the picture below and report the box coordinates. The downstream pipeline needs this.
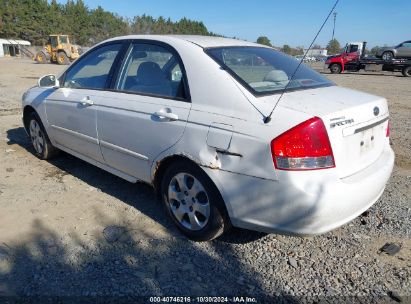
[206,47,333,96]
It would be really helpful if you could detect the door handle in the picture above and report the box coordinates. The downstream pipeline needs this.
[80,97,94,107]
[154,109,178,121]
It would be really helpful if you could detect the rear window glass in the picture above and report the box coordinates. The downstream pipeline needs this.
[206,47,333,96]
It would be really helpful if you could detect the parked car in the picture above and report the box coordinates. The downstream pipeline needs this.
[22,35,394,241]
[294,55,314,63]
[376,40,411,61]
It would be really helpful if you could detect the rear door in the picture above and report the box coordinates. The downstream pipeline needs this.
[45,42,123,163]
[95,41,191,182]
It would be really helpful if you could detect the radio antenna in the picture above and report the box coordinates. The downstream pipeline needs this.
[263,0,339,124]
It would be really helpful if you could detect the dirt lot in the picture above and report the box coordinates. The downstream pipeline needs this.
[0,57,410,301]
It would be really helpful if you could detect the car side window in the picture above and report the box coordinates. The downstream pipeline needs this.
[402,42,411,48]
[63,43,122,90]
[116,43,187,99]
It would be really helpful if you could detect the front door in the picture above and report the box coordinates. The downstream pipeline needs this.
[343,44,360,64]
[396,42,411,57]
[96,41,191,182]
[45,43,123,163]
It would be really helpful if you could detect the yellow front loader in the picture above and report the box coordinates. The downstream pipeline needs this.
[35,34,79,65]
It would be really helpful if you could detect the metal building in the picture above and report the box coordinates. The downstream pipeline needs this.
[0,39,31,57]
[303,48,328,57]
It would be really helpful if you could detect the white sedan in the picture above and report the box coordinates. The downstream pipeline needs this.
[22,35,394,241]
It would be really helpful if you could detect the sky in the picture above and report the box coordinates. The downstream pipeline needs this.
[58,0,410,48]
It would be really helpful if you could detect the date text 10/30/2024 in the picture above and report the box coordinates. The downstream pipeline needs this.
[149,296,258,303]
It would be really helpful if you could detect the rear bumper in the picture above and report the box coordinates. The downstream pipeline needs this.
[203,146,394,236]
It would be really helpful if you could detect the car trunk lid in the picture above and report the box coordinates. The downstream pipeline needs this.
[254,86,390,178]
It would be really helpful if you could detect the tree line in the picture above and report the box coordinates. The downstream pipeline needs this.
[0,0,388,55]
[0,0,217,46]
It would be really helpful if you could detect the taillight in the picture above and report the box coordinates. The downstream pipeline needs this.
[271,117,335,170]
[386,120,390,137]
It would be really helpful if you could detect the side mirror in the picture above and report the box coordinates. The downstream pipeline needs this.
[38,74,59,88]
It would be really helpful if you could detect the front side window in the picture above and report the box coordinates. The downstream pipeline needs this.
[206,47,333,96]
[63,43,122,90]
[116,43,187,99]
[50,36,58,48]
[347,44,359,53]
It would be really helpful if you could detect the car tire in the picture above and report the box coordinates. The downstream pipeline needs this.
[161,160,229,241]
[329,63,342,74]
[28,112,59,160]
[382,51,394,62]
[402,66,411,77]
[57,52,69,65]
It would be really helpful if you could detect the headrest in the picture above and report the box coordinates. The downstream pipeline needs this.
[263,70,289,83]
[137,62,165,86]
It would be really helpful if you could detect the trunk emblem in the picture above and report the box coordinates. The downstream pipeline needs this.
[374,107,380,116]
[330,119,354,128]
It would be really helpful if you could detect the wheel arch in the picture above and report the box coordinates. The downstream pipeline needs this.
[152,154,230,220]
[23,105,37,133]
[382,50,395,60]
[153,154,201,195]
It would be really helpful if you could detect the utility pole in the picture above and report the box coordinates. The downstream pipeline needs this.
[332,12,337,41]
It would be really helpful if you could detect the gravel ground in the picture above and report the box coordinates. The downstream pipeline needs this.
[0,58,410,303]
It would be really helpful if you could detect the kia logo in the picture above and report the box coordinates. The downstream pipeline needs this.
[373,107,379,116]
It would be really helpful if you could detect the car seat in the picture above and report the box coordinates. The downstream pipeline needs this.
[129,61,172,97]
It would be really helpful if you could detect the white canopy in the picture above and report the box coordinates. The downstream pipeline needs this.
[0,39,31,46]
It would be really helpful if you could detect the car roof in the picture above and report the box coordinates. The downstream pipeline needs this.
[170,35,262,48]
[104,35,266,49]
